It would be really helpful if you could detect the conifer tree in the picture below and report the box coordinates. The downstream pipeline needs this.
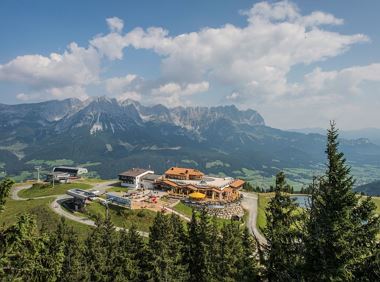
[188,209,217,282]
[83,216,117,281]
[148,212,188,281]
[124,224,149,281]
[304,122,380,281]
[0,214,43,280]
[0,178,14,212]
[219,222,245,281]
[264,172,303,281]
[55,217,85,282]
[239,227,259,281]
[113,228,139,281]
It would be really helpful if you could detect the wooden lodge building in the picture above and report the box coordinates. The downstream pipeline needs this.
[156,167,245,202]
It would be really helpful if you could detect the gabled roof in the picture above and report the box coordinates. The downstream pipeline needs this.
[230,179,245,188]
[119,168,151,177]
[165,167,204,177]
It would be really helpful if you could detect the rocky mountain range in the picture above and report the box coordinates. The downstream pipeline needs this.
[1,97,380,188]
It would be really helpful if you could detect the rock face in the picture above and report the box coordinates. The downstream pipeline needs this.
[1,97,380,181]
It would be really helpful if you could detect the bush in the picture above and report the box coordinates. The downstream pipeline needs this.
[32,183,51,190]
[137,210,146,218]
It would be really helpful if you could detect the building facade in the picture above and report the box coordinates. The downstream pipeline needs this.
[53,166,88,178]
[156,167,244,202]
[118,168,155,189]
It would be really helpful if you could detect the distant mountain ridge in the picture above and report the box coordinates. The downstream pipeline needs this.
[291,127,380,145]
[1,98,380,189]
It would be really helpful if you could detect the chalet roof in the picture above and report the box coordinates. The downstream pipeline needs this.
[229,179,245,188]
[141,173,161,181]
[119,168,151,177]
[165,167,204,177]
[162,179,179,187]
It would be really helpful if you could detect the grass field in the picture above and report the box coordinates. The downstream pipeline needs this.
[370,197,380,213]
[79,201,157,233]
[257,193,271,232]
[106,186,128,193]
[18,183,92,198]
[173,202,193,218]
[0,198,93,239]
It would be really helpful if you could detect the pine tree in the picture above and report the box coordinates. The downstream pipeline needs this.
[33,228,65,281]
[219,222,245,281]
[264,172,304,281]
[148,211,188,281]
[113,228,139,281]
[239,227,259,281]
[55,217,85,281]
[83,216,117,281]
[0,178,14,212]
[0,214,42,280]
[123,224,149,281]
[304,122,380,281]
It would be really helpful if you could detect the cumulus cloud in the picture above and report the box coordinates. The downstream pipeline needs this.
[89,0,366,100]
[117,91,142,102]
[0,43,99,88]
[151,81,209,106]
[1,1,379,128]
[0,42,99,101]
[106,17,124,33]
[105,74,138,94]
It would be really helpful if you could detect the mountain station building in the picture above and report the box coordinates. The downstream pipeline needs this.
[53,166,88,178]
[155,167,244,202]
[118,168,155,189]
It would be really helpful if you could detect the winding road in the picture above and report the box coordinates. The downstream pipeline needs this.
[241,192,267,247]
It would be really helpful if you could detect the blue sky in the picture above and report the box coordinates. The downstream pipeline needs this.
[1,0,380,129]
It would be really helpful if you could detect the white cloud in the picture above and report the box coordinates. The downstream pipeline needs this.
[1,1,379,129]
[89,0,366,101]
[151,81,209,106]
[0,42,99,101]
[105,74,138,94]
[117,91,142,102]
[226,91,240,101]
[0,43,99,88]
[106,17,124,33]
[152,81,209,96]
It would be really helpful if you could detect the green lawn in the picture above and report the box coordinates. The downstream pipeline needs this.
[173,202,193,218]
[370,196,380,213]
[0,198,92,239]
[79,201,157,233]
[257,193,271,232]
[106,186,128,193]
[18,182,92,198]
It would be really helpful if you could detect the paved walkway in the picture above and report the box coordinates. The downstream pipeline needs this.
[241,192,267,247]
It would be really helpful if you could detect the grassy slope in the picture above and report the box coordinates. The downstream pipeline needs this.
[257,193,271,232]
[173,202,193,218]
[0,198,92,239]
[18,183,92,198]
[80,201,156,233]
[371,197,380,213]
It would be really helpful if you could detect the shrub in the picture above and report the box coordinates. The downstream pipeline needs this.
[137,210,146,218]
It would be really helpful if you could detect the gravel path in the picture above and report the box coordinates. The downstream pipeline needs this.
[241,192,268,247]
